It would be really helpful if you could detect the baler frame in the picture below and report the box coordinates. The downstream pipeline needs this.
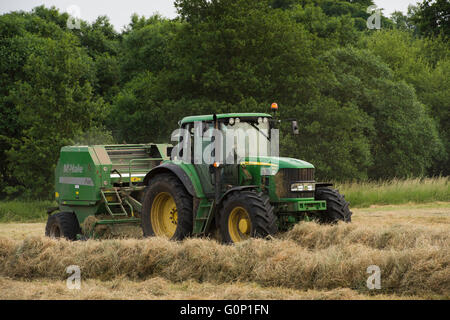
[51,144,171,238]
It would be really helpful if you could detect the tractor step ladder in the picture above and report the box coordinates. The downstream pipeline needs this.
[101,189,128,217]
[195,200,215,234]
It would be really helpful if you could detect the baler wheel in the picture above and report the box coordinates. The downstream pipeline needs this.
[45,212,81,240]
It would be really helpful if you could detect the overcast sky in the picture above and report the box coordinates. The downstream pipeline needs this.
[0,0,421,32]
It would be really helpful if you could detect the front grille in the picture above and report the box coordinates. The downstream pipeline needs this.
[275,168,315,198]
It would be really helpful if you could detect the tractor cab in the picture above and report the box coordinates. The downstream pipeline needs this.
[177,113,275,165]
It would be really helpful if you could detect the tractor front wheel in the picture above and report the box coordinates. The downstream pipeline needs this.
[219,191,277,244]
[141,173,193,240]
[45,212,81,240]
[314,187,352,223]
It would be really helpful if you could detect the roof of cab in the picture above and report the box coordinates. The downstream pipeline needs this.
[180,113,272,125]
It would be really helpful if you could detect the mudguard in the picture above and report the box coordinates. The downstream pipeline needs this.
[143,163,197,197]
[219,185,259,204]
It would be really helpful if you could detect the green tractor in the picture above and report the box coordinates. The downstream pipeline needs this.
[46,111,351,243]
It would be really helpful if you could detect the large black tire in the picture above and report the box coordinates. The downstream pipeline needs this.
[45,212,81,240]
[219,191,278,244]
[141,173,193,240]
[314,187,352,223]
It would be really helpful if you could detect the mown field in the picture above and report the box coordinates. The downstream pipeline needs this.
[0,179,449,300]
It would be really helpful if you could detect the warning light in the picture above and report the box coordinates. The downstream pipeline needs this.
[271,103,278,111]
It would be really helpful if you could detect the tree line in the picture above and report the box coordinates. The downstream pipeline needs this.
[0,0,448,199]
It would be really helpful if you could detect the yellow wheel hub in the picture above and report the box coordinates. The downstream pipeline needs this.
[228,206,251,243]
[238,219,250,234]
[151,192,178,238]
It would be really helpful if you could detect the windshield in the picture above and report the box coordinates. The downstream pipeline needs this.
[220,117,271,163]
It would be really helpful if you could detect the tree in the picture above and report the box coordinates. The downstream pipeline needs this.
[319,47,444,179]
[0,8,70,197]
[119,15,179,83]
[281,97,374,181]
[410,0,450,38]
[170,0,320,104]
[1,2,449,199]
[6,34,106,198]
[390,8,417,32]
[70,16,121,102]
[364,30,449,175]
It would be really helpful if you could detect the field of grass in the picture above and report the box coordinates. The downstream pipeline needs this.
[0,203,448,300]
[0,200,54,223]
[336,177,449,208]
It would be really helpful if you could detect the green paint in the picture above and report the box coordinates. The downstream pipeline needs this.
[54,144,168,226]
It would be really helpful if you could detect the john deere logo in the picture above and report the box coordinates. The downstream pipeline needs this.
[63,164,83,174]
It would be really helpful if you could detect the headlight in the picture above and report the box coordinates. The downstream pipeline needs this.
[261,166,278,176]
[291,183,315,192]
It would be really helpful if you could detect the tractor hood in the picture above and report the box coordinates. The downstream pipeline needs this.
[241,156,314,169]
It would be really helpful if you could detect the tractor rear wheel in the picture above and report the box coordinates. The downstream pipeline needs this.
[314,187,352,223]
[45,212,81,240]
[141,173,193,240]
[219,191,278,243]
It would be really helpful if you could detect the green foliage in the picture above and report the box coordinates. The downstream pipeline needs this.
[119,15,178,83]
[73,126,115,146]
[110,72,175,143]
[290,4,361,50]
[320,47,444,179]
[6,34,106,198]
[170,0,319,105]
[281,97,374,181]
[410,0,450,39]
[0,200,53,222]
[0,1,448,199]
[72,16,121,102]
[363,30,449,175]
[0,7,107,199]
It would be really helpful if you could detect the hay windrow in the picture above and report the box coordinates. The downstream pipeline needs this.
[0,236,448,296]
[283,221,450,250]
[81,215,142,239]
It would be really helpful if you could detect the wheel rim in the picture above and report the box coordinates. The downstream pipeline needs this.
[151,192,178,238]
[49,224,61,238]
[228,206,251,243]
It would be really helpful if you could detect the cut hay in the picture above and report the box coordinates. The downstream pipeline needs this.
[0,276,430,300]
[0,236,448,296]
[81,215,142,239]
[283,221,450,250]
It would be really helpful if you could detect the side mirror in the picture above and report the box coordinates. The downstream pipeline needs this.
[292,121,299,135]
